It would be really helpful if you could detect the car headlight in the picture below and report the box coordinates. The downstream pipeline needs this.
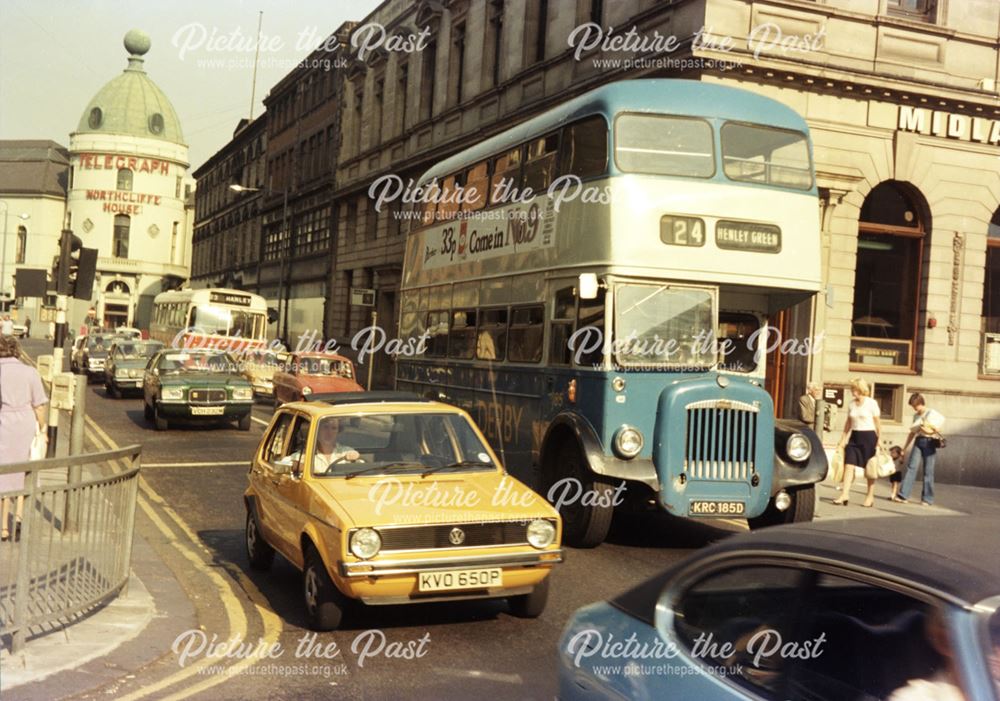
[350,528,381,560]
[232,387,253,400]
[613,425,644,459]
[786,433,812,462]
[129,369,138,378]
[162,388,184,400]
[116,369,129,378]
[301,386,313,396]
[527,519,556,549]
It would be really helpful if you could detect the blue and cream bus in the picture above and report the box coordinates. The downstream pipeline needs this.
[396,79,827,546]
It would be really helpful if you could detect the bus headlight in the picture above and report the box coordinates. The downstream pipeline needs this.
[301,386,313,396]
[232,388,253,401]
[613,426,644,459]
[527,519,556,549]
[349,528,381,560]
[786,434,812,462]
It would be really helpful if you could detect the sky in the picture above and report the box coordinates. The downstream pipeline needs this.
[0,0,383,171]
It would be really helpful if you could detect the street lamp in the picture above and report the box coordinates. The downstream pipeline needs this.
[229,183,290,344]
[0,201,31,307]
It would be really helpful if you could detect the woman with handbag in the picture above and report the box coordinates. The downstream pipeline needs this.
[895,393,945,506]
[834,378,882,507]
[0,336,49,541]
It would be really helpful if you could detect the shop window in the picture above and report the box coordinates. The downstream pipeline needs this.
[850,182,927,372]
[982,207,1000,375]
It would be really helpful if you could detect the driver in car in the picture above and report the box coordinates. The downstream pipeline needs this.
[313,418,362,473]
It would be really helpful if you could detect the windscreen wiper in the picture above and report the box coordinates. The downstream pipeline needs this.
[420,460,493,478]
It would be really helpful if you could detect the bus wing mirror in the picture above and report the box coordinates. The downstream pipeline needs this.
[578,273,599,300]
[267,308,279,324]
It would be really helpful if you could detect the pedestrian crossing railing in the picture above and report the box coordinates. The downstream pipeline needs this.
[0,445,141,654]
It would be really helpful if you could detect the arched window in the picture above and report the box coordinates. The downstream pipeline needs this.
[983,207,1000,374]
[113,215,130,258]
[15,225,26,264]
[117,168,133,191]
[850,181,928,371]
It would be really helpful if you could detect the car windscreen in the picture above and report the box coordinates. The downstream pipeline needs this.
[312,412,495,478]
[87,337,109,351]
[158,351,238,374]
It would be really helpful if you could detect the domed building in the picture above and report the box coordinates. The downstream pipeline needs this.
[65,29,193,331]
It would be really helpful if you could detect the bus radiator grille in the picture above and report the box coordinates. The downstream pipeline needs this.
[683,400,759,481]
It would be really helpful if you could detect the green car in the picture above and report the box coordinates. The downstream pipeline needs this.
[142,349,254,431]
[105,340,164,398]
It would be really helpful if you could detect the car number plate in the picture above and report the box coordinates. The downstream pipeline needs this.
[690,500,745,516]
[418,568,502,592]
[191,406,225,416]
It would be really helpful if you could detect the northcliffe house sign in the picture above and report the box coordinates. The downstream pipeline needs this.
[898,106,1000,144]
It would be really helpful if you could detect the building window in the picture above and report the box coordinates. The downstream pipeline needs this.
[420,39,437,121]
[346,199,359,242]
[450,22,465,106]
[171,222,179,265]
[982,208,1000,374]
[176,175,183,199]
[396,62,409,135]
[525,0,548,65]
[16,225,27,264]
[373,76,384,146]
[590,0,603,25]
[887,0,936,21]
[484,0,504,88]
[353,82,364,155]
[117,168,133,191]
[850,181,928,372]
[113,215,130,258]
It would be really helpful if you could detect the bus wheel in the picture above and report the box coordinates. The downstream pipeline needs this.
[748,485,816,530]
[552,441,614,548]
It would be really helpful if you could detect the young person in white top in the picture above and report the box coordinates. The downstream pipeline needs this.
[312,418,361,474]
[895,393,945,506]
[834,378,882,507]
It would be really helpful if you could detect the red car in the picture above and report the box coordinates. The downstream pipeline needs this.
[271,352,363,406]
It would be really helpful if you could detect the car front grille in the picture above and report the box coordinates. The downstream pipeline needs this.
[684,399,759,481]
[189,389,226,404]
[377,522,531,551]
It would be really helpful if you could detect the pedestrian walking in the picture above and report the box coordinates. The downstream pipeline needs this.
[833,378,882,507]
[0,335,49,540]
[888,445,904,501]
[24,316,31,338]
[895,393,945,506]
[797,382,822,425]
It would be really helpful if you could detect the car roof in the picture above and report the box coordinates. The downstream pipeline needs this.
[281,393,455,417]
[291,352,352,361]
[611,516,1000,626]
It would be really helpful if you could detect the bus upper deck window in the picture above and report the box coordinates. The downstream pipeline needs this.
[437,174,461,222]
[560,115,608,180]
[615,114,714,178]
[463,161,489,212]
[524,133,560,192]
[721,123,812,190]
[490,146,523,206]
[420,180,440,225]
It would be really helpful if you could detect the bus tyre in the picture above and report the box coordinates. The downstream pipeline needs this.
[508,577,549,618]
[303,547,346,631]
[748,485,816,530]
[554,441,614,548]
[245,510,274,570]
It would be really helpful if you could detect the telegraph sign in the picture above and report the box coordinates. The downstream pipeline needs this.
[351,288,376,307]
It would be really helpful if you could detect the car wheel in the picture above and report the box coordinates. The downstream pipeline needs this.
[107,383,119,399]
[508,576,549,618]
[303,547,346,631]
[144,400,153,422]
[748,485,816,530]
[245,510,274,570]
[550,440,614,548]
[237,413,252,431]
[154,403,169,431]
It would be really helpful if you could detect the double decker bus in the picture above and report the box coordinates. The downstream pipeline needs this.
[396,79,827,546]
[150,288,270,352]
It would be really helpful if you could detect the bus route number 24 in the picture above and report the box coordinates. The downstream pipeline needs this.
[660,215,705,248]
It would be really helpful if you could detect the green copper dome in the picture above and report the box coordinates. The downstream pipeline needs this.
[76,30,184,144]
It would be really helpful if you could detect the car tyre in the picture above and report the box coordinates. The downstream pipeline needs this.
[107,383,119,399]
[551,440,614,548]
[303,547,346,631]
[154,403,169,431]
[748,485,816,530]
[245,510,274,570]
[508,576,549,618]
[237,413,252,431]
[143,400,153,422]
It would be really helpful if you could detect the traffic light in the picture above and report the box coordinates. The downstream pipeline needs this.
[55,230,98,300]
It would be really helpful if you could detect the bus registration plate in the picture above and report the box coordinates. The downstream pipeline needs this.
[418,568,502,592]
[690,500,745,516]
[191,406,225,416]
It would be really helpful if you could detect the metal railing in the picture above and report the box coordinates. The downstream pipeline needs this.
[0,445,141,653]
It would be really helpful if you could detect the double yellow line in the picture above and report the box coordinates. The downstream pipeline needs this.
[84,416,283,700]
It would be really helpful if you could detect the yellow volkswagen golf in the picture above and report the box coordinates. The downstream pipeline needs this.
[245,392,563,630]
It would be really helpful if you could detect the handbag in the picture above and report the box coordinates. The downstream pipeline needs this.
[30,430,47,459]
[865,445,895,479]
[830,447,845,483]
